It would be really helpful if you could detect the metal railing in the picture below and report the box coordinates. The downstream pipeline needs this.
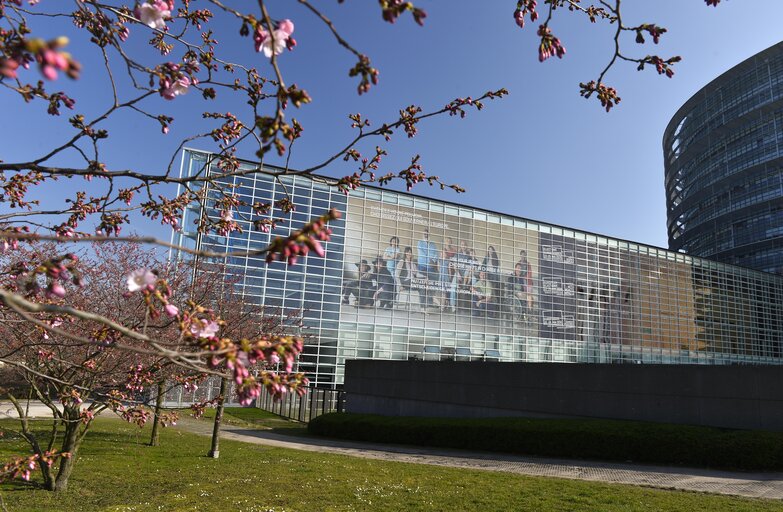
[256,386,345,423]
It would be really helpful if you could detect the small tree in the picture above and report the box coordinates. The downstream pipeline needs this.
[0,242,192,490]
[0,242,304,489]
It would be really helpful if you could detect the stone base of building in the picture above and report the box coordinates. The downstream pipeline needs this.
[344,360,783,431]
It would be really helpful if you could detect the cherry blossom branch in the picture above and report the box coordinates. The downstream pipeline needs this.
[512,0,717,111]
[299,88,508,175]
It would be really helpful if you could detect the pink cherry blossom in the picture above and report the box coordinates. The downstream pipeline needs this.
[190,319,219,338]
[134,1,172,31]
[160,76,191,100]
[126,268,156,292]
[164,303,179,317]
[39,49,67,80]
[47,281,66,299]
[254,19,295,58]
[277,19,294,37]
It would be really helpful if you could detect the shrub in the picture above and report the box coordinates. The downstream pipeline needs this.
[308,413,783,471]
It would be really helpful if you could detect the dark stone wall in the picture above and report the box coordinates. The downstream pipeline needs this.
[344,360,783,430]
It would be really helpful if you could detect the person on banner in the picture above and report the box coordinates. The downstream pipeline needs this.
[482,245,501,318]
[464,248,480,314]
[506,262,530,323]
[451,240,472,312]
[471,270,493,317]
[372,255,396,309]
[395,246,418,309]
[382,236,400,301]
[341,259,375,307]
[416,228,439,310]
[516,249,534,310]
[439,237,457,311]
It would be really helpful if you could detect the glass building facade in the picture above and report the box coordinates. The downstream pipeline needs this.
[664,41,783,274]
[174,149,783,387]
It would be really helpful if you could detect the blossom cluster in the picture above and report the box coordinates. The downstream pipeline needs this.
[0,451,70,483]
[254,19,295,58]
[265,209,340,265]
[336,173,363,195]
[641,55,682,78]
[125,363,156,393]
[0,35,81,81]
[190,397,219,419]
[1,226,29,253]
[80,408,95,425]
[579,80,621,112]
[513,0,538,29]
[140,191,190,230]
[134,0,174,31]
[377,0,427,26]
[102,388,174,428]
[157,411,179,427]
[126,268,179,318]
[635,24,667,45]
[119,406,151,427]
[59,388,84,407]
[226,336,308,405]
[157,61,196,100]
[176,304,310,405]
[244,336,304,373]
[443,89,508,118]
[7,252,82,299]
[537,25,566,62]
[175,373,206,393]
[259,371,309,402]
[40,317,63,340]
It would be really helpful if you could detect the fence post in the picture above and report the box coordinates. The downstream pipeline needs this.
[253,386,344,422]
[309,388,317,422]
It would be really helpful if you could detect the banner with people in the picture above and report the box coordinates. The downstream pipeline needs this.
[340,197,540,334]
[339,194,699,353]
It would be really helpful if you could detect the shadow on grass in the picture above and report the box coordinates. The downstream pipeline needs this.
[1,480,42,492]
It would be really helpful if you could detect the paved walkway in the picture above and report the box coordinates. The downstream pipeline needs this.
[176,418,783,500]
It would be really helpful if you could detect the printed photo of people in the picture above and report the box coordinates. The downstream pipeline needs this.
[340,196,704,361]
[341,198,540,334]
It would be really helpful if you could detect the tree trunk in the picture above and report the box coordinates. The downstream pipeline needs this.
[7,394,56,490]
[207,377,228,459]
[52,411,81,492]
[149,380,166,447]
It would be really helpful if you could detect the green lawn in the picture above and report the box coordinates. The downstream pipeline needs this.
[1,419,781,512]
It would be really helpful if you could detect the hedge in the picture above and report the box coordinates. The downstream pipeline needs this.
[308,413,783,471]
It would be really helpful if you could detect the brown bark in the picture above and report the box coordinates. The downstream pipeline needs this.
[51,407,86,492]
[207,377,228,458]
[149,380,166,446]
[7,394,56,490]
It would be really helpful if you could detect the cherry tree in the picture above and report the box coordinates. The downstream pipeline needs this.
[0,0,723,491]
[0,242,184,491]
[0,241,305,488]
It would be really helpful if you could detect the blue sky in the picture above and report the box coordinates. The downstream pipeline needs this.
[3,1,783,249]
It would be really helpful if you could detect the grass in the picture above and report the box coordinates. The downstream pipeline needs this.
[309,413,783,471]
[0,419,782,511]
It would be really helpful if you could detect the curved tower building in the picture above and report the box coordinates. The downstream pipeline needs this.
[664,42,783,274]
